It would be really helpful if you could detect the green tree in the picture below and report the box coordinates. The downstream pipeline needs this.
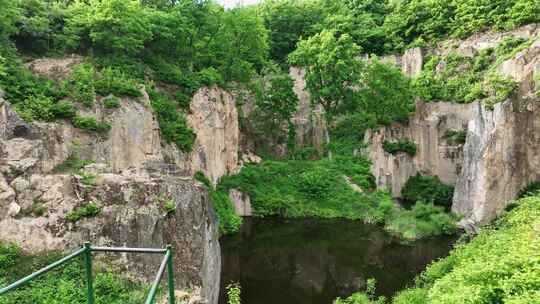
[288,30,363,121]
[67,0,154,55]
[358,58,415,125]
[261,0,326,65]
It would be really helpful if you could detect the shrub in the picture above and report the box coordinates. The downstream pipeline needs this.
[196,171,242,235]
[66,201,102,222]
[102,95,121,109]
[484,72,518,109]
[0,242,22,274]
[72,115,112,134]
[0,242,147,303]
[51,101,77,119]
[194,171,212,188]
[148,88,195,152]
[53,154,93,173]
[66,64,96,107]
[31,200,48,217]
[14,95,55,122]
[198,67,224,87]
[162,199,176,214]
[95,67,141,97]
[401,174,454,209]
[518,181,540,198]
[80,172,97,186]
[218,156,391,223]
[335,279,386,304]
[227,283,242,304]
[385,202,458,241]
[395,194,540,303]
[442,129,467,145]
[382,139,417,156]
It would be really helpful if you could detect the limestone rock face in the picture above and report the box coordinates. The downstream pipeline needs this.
[0,172,221,304]
[188,87,239,184]
[229,189,252,217]
[0,64,235,303]
[453,39,540,225]
[290,67,327,154]
[401,48,424,77]
[365,101,476,197]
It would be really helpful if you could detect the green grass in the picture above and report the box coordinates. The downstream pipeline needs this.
[0,243,147,304]
[216,156,457,240]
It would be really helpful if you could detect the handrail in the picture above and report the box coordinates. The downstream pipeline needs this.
[0,242,176,304]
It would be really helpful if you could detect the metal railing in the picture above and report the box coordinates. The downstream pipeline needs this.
[0,242,176,304]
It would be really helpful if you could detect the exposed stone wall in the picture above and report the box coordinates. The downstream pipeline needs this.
[453,40,540,225]
[290,67,327,154]
[365,101,476,197]
[187,87,239,184]
[0,61,238,303]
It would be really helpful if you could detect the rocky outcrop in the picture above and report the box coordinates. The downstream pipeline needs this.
[453,40,540,225]
[290,67,327,154]
[365,101,476,197]
[188,87,239,185]
[0,171,220,303]
[0,59,238,303]
[228,189,252,217]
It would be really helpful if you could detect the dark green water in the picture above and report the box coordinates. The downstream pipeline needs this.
[219,218,456,304]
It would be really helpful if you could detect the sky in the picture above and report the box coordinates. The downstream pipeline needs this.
[217,0,262,9]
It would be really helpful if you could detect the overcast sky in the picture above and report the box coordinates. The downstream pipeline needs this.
[217,0,262,9]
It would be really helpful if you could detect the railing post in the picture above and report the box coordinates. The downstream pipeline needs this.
[83,242,95,304]
[166,245,176,304]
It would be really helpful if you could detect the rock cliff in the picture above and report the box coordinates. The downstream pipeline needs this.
[0,58,240,303]
[365,101,476,197]
[453,39,540,225]
[367,25,540,225]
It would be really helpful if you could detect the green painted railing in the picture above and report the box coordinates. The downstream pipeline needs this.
[0,242,176,304]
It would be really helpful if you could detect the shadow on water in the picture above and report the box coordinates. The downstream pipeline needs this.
[219,217,456,304]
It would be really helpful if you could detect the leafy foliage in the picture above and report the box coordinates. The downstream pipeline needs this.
[387,194,540,303]
[102,95,121,109]
[218,156,385,221]
[442,129,467,145]
[415,46,520,106]
[382,139,417,156]
[385,202,458,241]
[518,181,540,198]
[148,87,194,153]
[289,30,362,121]
[335,279,386,304]
[195,171,242,235]
[227,283,242,304]
[65,201,102,222]
[72,116,111,134]
[0,242,148,304]
[401,174,455,210]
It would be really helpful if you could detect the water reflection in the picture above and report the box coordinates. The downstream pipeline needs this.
[219,218,456,304]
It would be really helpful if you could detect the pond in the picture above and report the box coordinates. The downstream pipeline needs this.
[219,218,456,304]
